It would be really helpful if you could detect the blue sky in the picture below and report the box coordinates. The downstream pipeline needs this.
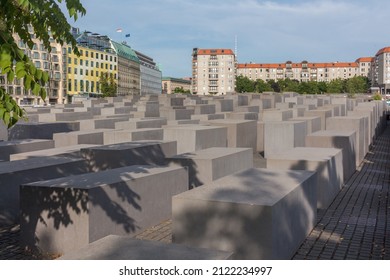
[67,0,390,78]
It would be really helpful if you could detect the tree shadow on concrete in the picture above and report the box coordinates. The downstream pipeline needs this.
[172,168,318,259]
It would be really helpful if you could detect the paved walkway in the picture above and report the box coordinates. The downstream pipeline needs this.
[1,125,389,260]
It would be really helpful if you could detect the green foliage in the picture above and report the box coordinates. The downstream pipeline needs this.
[372,93,382,101]
[99,72,117,97]
[254,79,272,93]
[0,0,85,128]
[234,76,370,96]
[235,75,255,93]
[173,87,191,94]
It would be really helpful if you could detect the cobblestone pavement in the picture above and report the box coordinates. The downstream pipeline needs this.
[1,125,389,260]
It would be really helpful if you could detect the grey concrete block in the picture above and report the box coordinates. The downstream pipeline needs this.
[20,165,188,255]
[59,235,234,260]
[103,128,163,144]
[53,129,112,147]
[172,168,317,259]
[163,125,227,154]
[8,122,80,140]
[169,147,253,188]
[326,116,366,166]
[9,144,98,161]
[160,108,195,120]
[305,130,357,180]
[81,140,177,170]
[264,121,307,158]
[303,109,333,130]
[225,112,259,121]
[256,122,265,153]
[191,114,225,122]
[94,117,131,129]
[266,147,344,209]
[208,119,257,152]
[0,156,90,225]
[261,109,293,122]
[115,118,168,130]
[0,139,55,161]
[289,116,321,134]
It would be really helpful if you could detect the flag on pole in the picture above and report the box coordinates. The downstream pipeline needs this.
[116,28,123,33]
[125,33,130,38]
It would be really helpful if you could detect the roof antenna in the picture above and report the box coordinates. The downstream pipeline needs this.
[234,35,238,60]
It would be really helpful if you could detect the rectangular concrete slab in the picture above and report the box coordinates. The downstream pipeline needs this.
[169,147,253,188]
[172,168,317,260]
[266,147,344,209]
[306,130,357,180]
[0,156,90,225]
[81,140,177,170]
[20,165,188,255]
[207,119,257,151]
[9,144,98,161]
[59,235,233,260]
[0,139,55,161]
[264,121,307,158]
[326,116,366,166]
[163,125,227,154]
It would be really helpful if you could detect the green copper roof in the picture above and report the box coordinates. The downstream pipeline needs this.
[111,41,140,63]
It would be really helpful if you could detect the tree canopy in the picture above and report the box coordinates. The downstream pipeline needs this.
[99,72,117,97]
[0,0,85,127]
[235,75,370,96]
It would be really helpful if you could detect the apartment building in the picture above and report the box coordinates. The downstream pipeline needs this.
[66,31,118,100]
[135,50,162,95]
[237,60,370,83]
[162,77,191,94]
[192,48,236,95]
[0,27,66,105]
[373,47,390,94]
[111,41,140,96]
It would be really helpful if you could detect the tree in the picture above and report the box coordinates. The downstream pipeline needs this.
[235,75,255,92]
[173,87,190,94]
[0,0,86,127]
[327,78,345,93]
[99,72,117,97]
[254,79,272,93]
[267,79,280,92]
[345,76,369,94]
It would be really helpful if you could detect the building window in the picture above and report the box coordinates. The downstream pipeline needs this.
[74,58,77,64]
[86,81,89,92]
[74,80,78,91]
[34,61,41,68]
[80,50,83,56]
[86,51,88,57]
[80,59,83,66]
[74,68,77,74]
[68,79,72,91]
[80,80,84,91]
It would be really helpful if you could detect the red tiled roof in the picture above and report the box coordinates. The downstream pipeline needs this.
[197,49,234,55]
[376,47,390,56]
[238,62,358,69]
[356,57,374,63]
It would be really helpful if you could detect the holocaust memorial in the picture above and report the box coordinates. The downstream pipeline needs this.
[0,93,388,260]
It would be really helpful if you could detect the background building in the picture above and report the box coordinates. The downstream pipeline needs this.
[373,47,390,95]
[237,60,371,83]
[162,77,191,94]
[192,48,236,95]
[134,50,162,95]
[0,26,66,105]
[111,41,140,96]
